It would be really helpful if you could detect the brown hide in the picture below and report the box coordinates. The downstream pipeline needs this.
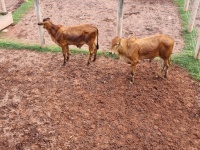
[111,34,174,83]
[38,18,99,66]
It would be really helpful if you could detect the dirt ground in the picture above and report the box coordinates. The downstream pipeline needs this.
[2,0,184,52]
[0,0,26,13]
[0,0,200,149]
[0,49,199,149]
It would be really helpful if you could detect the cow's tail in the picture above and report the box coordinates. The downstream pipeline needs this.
[96,28,99,50]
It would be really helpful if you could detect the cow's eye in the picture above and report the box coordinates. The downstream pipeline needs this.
[115,43,120,47]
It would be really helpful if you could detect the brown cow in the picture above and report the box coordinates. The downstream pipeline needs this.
[38,18,99,66]
[110,34,174,83]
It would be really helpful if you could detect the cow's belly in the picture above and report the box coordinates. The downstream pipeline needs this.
[64,34,87,46]
[139,49,159,60]
[69,41,85,47]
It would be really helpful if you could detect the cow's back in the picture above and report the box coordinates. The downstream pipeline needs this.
[135,34,161,56]
[135,34,174,51]
[131,34,174,60]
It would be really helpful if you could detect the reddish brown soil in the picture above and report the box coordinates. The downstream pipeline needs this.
[0,49,199,149]
[1,0,24,12]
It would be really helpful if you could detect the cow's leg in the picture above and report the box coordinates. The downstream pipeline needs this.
[62,46,69,66]
[66,46,70,61]
[87,44,95,66]
[130,61,138,83]
[93,44,97,62]
[157,59,165,78]
[163,59,170,78]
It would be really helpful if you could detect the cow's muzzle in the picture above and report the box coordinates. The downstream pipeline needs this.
[38,22,43,25]
[109,50,115,55]
[108,51,115,57]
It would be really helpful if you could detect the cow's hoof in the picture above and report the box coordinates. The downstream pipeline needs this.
[130,78,134,84]
[164,75,168,79]
[156,72,163,78]
[155,75,159,78]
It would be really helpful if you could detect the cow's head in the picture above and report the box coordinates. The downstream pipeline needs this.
[110,36,122,55]
[38,18,52,29]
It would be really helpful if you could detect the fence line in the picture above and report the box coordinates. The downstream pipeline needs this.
[1,0,199,56]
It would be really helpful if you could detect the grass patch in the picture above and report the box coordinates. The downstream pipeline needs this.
[0,39,108,56]
[172,0,200,80]
[172,52,200,80]
[0,40,59,52]
[13,0,34,23]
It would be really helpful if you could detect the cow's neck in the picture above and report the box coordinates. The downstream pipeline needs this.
[47,23,61,37]
[119,39,128,55]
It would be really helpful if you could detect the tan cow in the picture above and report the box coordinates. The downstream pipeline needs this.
[110,34,175,83]
[38,18,99,66]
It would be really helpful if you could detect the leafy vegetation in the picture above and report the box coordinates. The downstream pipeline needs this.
[0,39,106,55]
[13,0,34,23]
[0,39,58,52]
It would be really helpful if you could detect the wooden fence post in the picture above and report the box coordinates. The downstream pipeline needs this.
[0,0,7,12]
[184,0,190,11]
[194,33,200,59]
[34,0,45,47]
[117,0,124,37]
[188,0,200,32]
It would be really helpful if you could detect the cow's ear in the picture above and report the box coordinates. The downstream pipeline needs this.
[43,18,50,22]
[116,42,120,45]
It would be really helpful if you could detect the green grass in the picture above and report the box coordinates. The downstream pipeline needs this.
[0,39,107,56]
[172,0,200,80]
[13,0,34,23]
[0,40,59,52]
[172,52,200,79]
